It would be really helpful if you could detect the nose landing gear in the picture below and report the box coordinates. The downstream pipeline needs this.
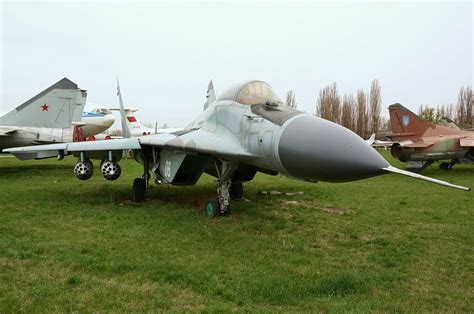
[205,160,240,218]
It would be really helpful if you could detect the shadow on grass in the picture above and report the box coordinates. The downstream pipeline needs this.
[0,164,72,176]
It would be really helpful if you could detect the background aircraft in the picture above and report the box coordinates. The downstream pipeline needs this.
[387,103,474,172]
[365,133,393,149]
[4,81,469,218]
[109,108,181,137]
[81,107,115,140]
[0,78,87,151]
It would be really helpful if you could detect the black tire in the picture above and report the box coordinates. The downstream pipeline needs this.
[132,178,146,203]
[230,182,243,200]
[440,163,451,170]
[206,199,219,218]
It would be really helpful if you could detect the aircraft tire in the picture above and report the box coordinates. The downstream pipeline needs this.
[230,182,243,200]
[440,163,451,170]
[205,199,220,218]
[132,178,146,203]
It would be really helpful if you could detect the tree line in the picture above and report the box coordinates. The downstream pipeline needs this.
[418,86,473,129]
[313,81,473,136]
[315,80,383,139]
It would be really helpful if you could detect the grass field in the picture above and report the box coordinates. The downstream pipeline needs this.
[0,151,472,312]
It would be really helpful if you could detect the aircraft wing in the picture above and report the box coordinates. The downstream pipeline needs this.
[3,137,141,160]
[3,128,255,161]
[0,127,17,136]
[460,137,474,147]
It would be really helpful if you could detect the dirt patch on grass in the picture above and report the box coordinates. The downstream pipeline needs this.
[271,210,294,220]
[321,206,353,215]
[282,200,314,209]
[282,201,352,214]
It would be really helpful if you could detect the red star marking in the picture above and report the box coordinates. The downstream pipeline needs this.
[41,104,49,111]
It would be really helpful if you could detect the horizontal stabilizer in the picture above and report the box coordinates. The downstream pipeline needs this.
[382,165,470,191]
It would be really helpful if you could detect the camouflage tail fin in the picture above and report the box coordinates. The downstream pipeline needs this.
[388,103,427,135]
[0,78,86,128]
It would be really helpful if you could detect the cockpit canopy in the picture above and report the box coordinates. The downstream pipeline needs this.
[92,108,112,115]
[218,81,281,105]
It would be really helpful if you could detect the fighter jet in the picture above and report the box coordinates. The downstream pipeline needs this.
[0,78,87,152]
[4,81,469,217]
[387,103,474,172]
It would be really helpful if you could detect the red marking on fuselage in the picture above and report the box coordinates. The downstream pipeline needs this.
[127,116,137,122]
[41,104,49,111]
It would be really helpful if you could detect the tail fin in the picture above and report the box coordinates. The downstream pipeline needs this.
[116,79,132,138]
[388,103,429,135]
[110,107,152,134]
[365,133,376,144]
[0,77,86,128]
[203,80,217,110]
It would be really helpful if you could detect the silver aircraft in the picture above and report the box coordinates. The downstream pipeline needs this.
[4,80,470,217]
[0,78,87,151]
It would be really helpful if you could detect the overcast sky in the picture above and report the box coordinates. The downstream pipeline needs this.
[1,1,472,128]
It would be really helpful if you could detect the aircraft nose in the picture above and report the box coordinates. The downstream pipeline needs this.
[278,115,389,182]
[104,114,116,126]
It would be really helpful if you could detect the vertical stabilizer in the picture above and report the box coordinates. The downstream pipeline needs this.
[116,79,132,138]
[0,78,86,128]
[388,103,429,135]
[204,80,217,110]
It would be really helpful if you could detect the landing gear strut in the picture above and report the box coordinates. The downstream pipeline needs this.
[205,160,239,218]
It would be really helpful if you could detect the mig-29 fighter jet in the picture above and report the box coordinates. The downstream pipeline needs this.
[387,103,474,172]
[4,81,470,217]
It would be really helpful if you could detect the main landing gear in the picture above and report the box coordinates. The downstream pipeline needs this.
[440,160,457,170]
[205,161,241,218]
[132,155,149,203]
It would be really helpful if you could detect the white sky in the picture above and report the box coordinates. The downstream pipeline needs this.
[1,1,472,129]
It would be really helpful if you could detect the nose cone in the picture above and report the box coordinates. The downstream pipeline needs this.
[278,115,389,182]
[103,114,116,126]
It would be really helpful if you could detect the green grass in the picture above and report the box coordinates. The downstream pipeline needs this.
[0,151,472,312]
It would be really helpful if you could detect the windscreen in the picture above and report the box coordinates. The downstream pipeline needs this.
[218,81,281,105]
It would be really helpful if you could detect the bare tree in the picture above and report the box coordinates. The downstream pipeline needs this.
[316,82,341,123]
[457,86,473,127]
[445,103,455,121]
[341,93,356,131]
[286,90,297,109]
[368,79,382,134]
[356,89,368,138]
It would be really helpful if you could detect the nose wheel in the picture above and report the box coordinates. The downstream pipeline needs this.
[206,199,221,218]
